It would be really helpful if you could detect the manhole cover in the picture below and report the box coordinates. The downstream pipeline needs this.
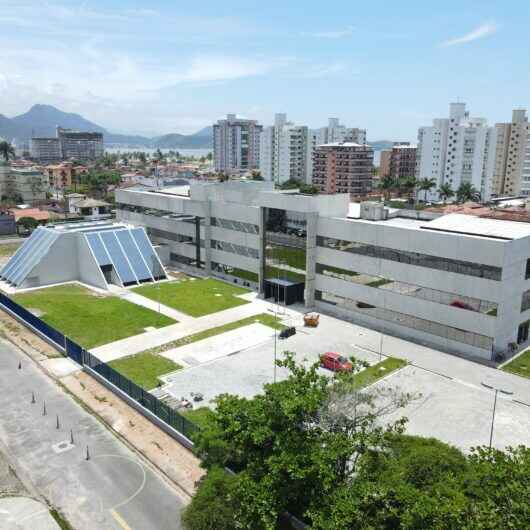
[52,440,74,454]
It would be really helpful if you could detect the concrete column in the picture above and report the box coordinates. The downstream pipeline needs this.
[258,207,266,296]
[304,212,317,308]
[204,201,212,275]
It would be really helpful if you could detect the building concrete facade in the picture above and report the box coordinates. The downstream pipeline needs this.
[213,114,262,174]
[491,109,530,197]
[416,103,497,202]
[312,142,374,195]
[30,127,103,163]
[311,118,367,147]
[259,114,312,184]
[115,181,530,362]
[379,143,417,180]
[0,164,47,203]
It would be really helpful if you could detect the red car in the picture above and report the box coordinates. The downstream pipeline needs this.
[320,351,353,372]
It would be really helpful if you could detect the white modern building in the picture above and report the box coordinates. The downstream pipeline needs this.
[259,114,312,184]
[416,103,497,202]
[213,114,262,175]
[0,221,166,291]
[115,180,530,362]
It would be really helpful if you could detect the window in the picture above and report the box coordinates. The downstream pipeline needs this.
[316,263,498,315]
[525,259,530,279]
[317,236,502,281]
[522,290,530,312]
[316,290,493,351]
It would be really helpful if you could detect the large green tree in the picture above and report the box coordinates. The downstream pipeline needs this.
[184,354,529,530]
[188,353,410,529]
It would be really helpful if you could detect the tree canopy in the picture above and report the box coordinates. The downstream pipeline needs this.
[183,353,529,530]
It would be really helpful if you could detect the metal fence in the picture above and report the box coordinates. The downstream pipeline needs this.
[0,292,199,442]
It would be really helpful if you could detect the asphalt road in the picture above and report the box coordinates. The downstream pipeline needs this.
[0,340,186,530]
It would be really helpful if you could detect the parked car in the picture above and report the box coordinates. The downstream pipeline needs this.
[319,351,353,372]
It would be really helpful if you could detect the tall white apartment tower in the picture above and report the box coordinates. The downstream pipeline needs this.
[416,102,496,201]
[213,114,262,174]
[259,113,311,184]
[312,118,367,146]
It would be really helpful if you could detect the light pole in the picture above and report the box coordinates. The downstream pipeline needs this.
[481,382,513,449]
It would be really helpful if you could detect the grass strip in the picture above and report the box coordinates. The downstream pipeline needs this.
[182,407,216,429]
[348,357,407,390]
[141,313,286,357]
[501,349,530,379]
[49,509,75,530]
[109,352,183,390]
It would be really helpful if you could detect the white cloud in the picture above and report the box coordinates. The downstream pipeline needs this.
[440,21,497,47]
[301,26,354,39]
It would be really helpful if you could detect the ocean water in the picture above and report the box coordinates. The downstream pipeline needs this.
[105,147,212,158]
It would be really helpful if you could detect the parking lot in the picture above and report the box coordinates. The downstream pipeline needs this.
[160,307,530,452]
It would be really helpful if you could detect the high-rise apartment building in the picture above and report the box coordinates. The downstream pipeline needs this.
[491,109,529,197]
[379,143,417,179]
[30,126,103,163]
[259,114,311,184]
[416,103,496,201]
[312,142,374,195]
[213,114,262,174]
[312,118,367,146]
[57,127,104,160]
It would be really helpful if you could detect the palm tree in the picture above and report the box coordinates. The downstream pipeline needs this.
[418,177,436,203]
[398,176,418,203]
[456,182,481,203]
[378,175,396,202]
[0,141,15,162]
[438,183,455,204]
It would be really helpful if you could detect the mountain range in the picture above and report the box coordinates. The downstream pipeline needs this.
[0,104,394,152]
[0,104,213,149]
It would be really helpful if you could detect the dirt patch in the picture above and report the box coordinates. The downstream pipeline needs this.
[0,312,61,360]
[61,371,204,497]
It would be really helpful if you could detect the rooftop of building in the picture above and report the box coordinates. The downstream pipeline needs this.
[72,198,110,208]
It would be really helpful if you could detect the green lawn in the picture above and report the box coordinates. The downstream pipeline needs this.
[182,406,216,429]
[109,352,182,389]
[0,242,21,257]
[13,284,175,349]
[501,349,530,379]
[133,277,250,317]
[348,357,407,390]
[142,313,285,356]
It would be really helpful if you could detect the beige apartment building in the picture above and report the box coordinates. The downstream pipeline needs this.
[491,109,529,197]
[379,143,417,180]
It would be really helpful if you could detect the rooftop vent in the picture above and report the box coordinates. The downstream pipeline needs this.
[360,201,387,221]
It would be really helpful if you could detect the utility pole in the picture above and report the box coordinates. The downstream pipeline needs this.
[481,382,513,449]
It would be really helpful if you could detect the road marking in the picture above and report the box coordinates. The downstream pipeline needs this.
[111,509,133,530]
[93,454,147,510]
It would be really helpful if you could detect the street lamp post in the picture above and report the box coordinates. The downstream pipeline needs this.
[481,382,513,449]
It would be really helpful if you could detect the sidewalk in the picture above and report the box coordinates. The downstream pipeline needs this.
[91,295,286,362]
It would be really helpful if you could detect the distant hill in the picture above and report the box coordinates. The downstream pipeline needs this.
[368,140,394,151]
[0,104,213,149]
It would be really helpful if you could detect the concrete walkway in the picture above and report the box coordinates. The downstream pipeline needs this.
[0,497,61,530]
[118,289,193,323]
[91,296,290,362]
[159,322,275,367]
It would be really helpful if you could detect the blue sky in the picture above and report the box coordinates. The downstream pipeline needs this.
[1,0,528,139]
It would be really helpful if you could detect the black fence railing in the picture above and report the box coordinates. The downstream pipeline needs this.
[0,292,199,442]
